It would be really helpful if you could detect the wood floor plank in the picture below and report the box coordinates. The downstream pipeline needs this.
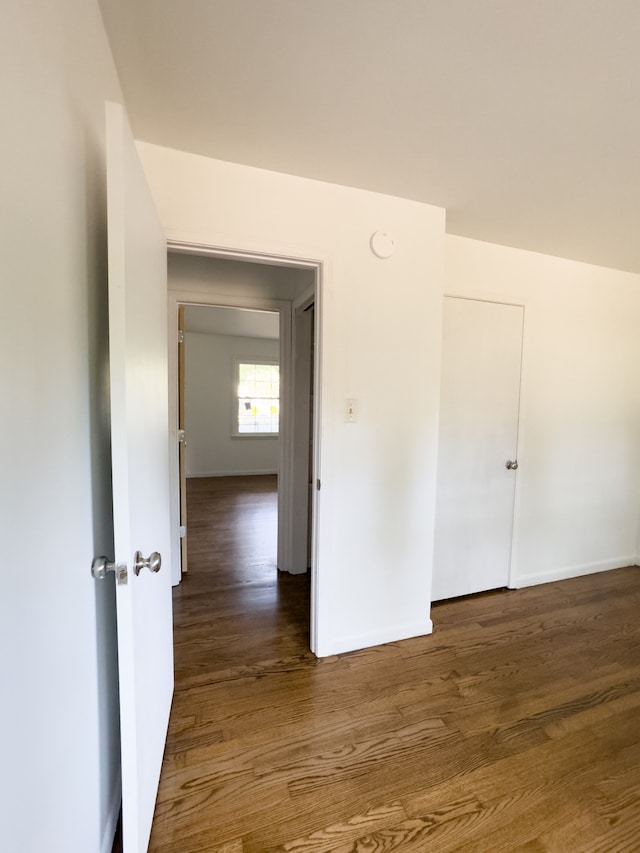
[145,476,640,852]
[268,801,409,853]
[401,706,640,852]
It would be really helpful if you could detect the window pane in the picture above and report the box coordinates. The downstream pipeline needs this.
[255,364,272,382]
[236,362,279,434]
[239,363,255,382]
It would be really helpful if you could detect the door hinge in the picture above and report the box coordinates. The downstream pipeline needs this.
[316,478,321,491]
[179,525,186,538]
[178,329,185,344]
[178,429,186,445]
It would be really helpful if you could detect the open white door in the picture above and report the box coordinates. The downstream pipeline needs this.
[106,101,174,853]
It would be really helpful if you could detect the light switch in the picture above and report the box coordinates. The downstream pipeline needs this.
[346,398,358,423]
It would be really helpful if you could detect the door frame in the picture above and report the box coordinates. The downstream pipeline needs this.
[290,287,315,573]
[165,239,323,654]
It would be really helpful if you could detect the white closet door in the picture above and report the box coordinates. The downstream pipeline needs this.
[432,297,523,601]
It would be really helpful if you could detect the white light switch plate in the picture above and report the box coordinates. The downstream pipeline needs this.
[346,398,358,423]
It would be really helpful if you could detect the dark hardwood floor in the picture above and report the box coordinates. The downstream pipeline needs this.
[147,475,640,852]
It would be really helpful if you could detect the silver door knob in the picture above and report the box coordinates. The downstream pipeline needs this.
[505,459,519,470]
[91,556,128,585]
[134,550,162,576]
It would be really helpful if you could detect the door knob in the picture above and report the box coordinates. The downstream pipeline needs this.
[134,551,162,576]
[92,556,128,585]
[505,459,519,470]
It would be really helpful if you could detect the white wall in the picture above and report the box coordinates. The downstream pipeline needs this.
[445,235,640,586]
[139,142,447,656]
[138,105,640,659]
[185,331,280,476]
[1,2,123,852]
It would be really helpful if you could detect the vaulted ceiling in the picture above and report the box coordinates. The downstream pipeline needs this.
[99,0,640,273]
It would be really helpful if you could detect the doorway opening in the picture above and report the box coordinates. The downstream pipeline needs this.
[166,244,321,656]
[178,303,282,580]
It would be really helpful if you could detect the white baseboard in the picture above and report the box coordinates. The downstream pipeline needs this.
[511,556,636,590]
[101,779,121,853]
[282,565,308,576]
[317,618,433,658]
[187,469,278,478]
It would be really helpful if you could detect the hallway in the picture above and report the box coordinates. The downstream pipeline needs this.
[172,475,310,687]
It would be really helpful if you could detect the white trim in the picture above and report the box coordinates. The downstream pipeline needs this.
[166,233,326,270]
[309,267,326,657]
[292,284,315,311]
[511,556,635,589]
[277,302,293,574]
[289,299,314,574]
[507,303,526,590]
[187,469,278,478]
[100,780,122,853]
[170,288,290,312]
[317,619,434,658]
[443,292,525,310]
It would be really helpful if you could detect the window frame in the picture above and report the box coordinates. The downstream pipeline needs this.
[232,357,280,439]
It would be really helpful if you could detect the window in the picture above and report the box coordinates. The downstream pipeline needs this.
[235,360,279,435]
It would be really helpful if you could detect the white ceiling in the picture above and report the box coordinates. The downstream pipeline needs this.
[99,0,640,274]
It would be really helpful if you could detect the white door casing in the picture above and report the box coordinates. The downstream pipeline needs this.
[432,297,524,601]
[290,292,315,573]
[106,101,174,853]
